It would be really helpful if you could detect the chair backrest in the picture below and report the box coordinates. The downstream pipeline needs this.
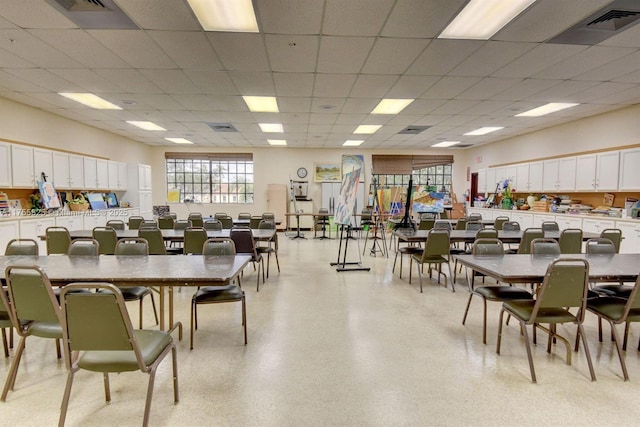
[105,220,126,230]
[439,210,449,219]
[418,219,435,230]
[230,228,258,259]
[454,218,467,230]
[493,216,509,230]
[433,221,452,231]
[465,221,483,231]
[502,221,521,231]
[585,238,616,254]
[183,227,208,255]
[475,228,498,240]
[5,238,39,256]
[158,216,175,230]
[420,212,437,220]
[472,238,505,256]
[517,228,544,254]
[249,216,263,229]
[219,216,234,229]
[138,228,167,255]
[600,228,622,253]
[214,212,228,219]
[139,220,158,230]
[92,226,118,255]
[60,283,148,370]
[361,209,373,224]
[422,229,450,259]
[188,213,204,228]
[619,276,640,316]
[559,228,582,254]
[46,226,71,255]
[67,238,100,256]
[4,266,62,327]
[115,238,149,256]
[204,219,223,231]
[541,221,560,232]
[202,238,236,256]
[238,212,252,220]
[530,238,561,256]
[261,212,275,220]
[468,213,482,221]
[168,212,178,220]
[174,219,192,230]
[533,259,589,317]
[128,216,144,230]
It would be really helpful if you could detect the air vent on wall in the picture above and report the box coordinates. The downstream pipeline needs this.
[207,122,238,132]
[398,125,431,135]
[548,0,640,45]
[46,0,138,29]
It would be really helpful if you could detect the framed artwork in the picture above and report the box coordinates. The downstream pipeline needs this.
[342,154,365,182]
[38,181,61,209]
[314,163,341,182]
[334,169,362,225]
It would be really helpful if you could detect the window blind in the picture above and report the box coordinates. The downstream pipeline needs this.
[372,155,453,174]
[165,152,252,161]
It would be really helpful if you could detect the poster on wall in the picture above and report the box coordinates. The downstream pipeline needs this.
[412,185,445,213]
[333,168,362,225]
[314,163,341,182]
[341,154,364,183]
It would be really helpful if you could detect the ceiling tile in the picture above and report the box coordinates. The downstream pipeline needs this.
[88,29,176,69]
[317,36,375,73]
[207,33,270,71]
[382,0,467,38]
[386,75,439,98]
[422,77,481,99]
[147,31,224,70]
[313,74,357,97]
[273,73,315,96]
[139,69,201,94]
[533,46,636,79]
[350,74,398,98]
[340,98,379,114]
[407,39,484,75]
[449,42,536,77]
[0,0,75,28]
[277,97,312,113]
[492,44,587,78]
[0,29,82,68]
[256,0,323,34]
[184,70,238,95]
[92,69,162,93]
[456,77,523,100]
[323,0,394,36]
[265,35,319,72]
[574,50,640,82]
[491,78,563,101]
[362,38,429,74]
[116,0,200,30]
[228,71,275,96]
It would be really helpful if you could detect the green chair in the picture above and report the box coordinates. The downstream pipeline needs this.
[67,238,100,256]
[58,283,179,427]
[600,228,622,253]
[174,220,192,230]
[493,216,509,230]
[502,221,520,231]
[468,213,482,221]
[530,238,561,255]
[586,275,640,380]
[238,212,252,220]
[392,231,423,280]
[462,239,533,344]
[105,219,126,230]
[1,266,64,401]
[46,226,71,255]
[219,216,234,229]
[140,220,159,229]
[184,227,208,255]
[257,219,280,278]
[92,226,118,255]
[204,219,223,231]
[541,221,560,232]
[158,215,175,230]
[139,228,169,255]
[261,212,275,220]
[454,218,467,231]
[190,238,246,350]
[587,238,628,298]
[496,259,595,383]
[409,229,453,293]
[559,228,583,254]
[128,216,145,230]
[418,219,435,230]
[507,227,543,255]
[0,308,11,358]
[187,213,204,228]
[214,212,228,220]
[4,239,39,256]
[249,216,263,229]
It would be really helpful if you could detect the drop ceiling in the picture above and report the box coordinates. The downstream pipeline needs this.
[0,0,639,149]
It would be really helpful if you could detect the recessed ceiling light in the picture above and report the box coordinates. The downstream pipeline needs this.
[431,141,461,147]
[515,102,579,117]
[58,92,122,110]
[353,125,382,134]
[243,96,279,113]
[439,0,537,40]
[165,137,194,144]
[343,140,364,147]
[464,126,504,136]
[126,121,166,131]
[259,123,284,133]
[268,139,287,146]
[186,0,259,32]
[371,99,414,115]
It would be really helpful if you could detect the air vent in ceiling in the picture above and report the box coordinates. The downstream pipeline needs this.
[398,125,431,135]
[548,0,640,45]
[207,122,238,132]
[455,144,472,148]
[46,0,138,29]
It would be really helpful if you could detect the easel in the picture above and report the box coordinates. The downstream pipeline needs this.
[394,178,416,231]
[366,177,387,257]
[287,178,306,239]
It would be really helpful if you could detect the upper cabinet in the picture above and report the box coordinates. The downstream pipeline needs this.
[68,154,84,188]
[575,152,619,191]
[108,161,128,191]
[618,147,640,191]
[33,147,54,185]
[543,157,576,192]
[83,157,97,189]
[53,152,85,190]
[528,161,544,192]
[10,144,35,187]
[0,142,11,187]
[96,159,109,190]
[138,164,152,190]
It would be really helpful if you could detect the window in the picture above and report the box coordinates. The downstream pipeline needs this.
[371,154,453,194]
[165,153,253,203]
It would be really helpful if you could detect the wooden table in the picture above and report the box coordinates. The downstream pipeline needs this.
[453,253,639,284]
[394,229,599,245]
[60,228,276,242]
[0,254,251,333]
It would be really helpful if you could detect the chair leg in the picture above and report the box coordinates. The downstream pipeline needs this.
[609,320,629,381]
[482,298,488,344]
[171,345,179,404]
[521,321,537,383]
[103,372,111,402]
[496,308,505,355]
[149,293,159,326]
[447,262,455,292]
[417,263,423,293]
[190,300,196,351]
[2,329,9,358]
[462,293,474,326]
[578,323,596,382]
[2,335,26,401]
[143,368,158,427]
[274,251,280,273]
[623,322,630,351]
[139,299,144,329]
[58,368,76,427]
[242,296,247,345]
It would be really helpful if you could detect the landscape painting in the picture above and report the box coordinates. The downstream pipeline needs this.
[314,163,341,182]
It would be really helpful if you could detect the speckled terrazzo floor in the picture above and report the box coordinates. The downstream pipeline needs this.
[3,231,640,426]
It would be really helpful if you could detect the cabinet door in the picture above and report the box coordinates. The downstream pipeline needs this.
[557,157,576,191]
[515,163,529,192]
[0,142,11,187]
[83,157,97,189]
[528,162,543,192]
[138,164,152,190]
[615,222,639,254]
[477,169,487,194]
[485,168,497,194]
[96,159,109,190]
[619,148,640,190]
[117,163,128,190]
[0,221,20,255]
[33,148,53,184]
[11,144,35,187]
[108,161,128,190]
[582,218,615,234]
[596,151,619,191]
[542,159,559,191]
[52,152,71,189]
[575,154,597,191]
[68,154,84,188]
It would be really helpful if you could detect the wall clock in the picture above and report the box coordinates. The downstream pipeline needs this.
[297,167,308,179]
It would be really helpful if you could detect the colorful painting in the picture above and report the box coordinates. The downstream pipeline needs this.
[38,181,61,209]
[333,168,362,225]
[342,154,364,182]
[412,185,445,213]
[314,163,341,182]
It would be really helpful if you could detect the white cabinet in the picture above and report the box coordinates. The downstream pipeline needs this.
[575,152,619,191]
[543,157,576,192]
[511,212,534,229]
[618,148,640,191]
[52,152,71,189]
[532,213,555,228]
[19,217,56,254]
[33,147,54,185]
[485,168,497,194]
[555,215,582,230]
[616,221,640,254]
[83,213,107,229]
[69,154,84,188]
[0,142,11,187]
[83,157,98,189]
[477,169,486,194]
[138,164,152,190]
[96,159,109,190]
[139,191,153,219]
[108,161,128,191]
[0,220,20,255]
[582,218,615,235]
[126,164,153,219]
[514,163,530,193]
[11,144,35,187]
[55,214,85,231]
[528,161,544,192]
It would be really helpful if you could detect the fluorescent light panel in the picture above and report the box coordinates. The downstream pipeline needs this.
[58,92,122,110]
[439,0,537,40]
[464,127,504,136]
[165,138,194,144]
[126,121,166,131]
[186,0,259,32]
[243,96,279,113]
[268,139,287,146]
[371,99,414,115]
[353,125,382,134]
[343,140,364,147]
[515,102,579,117]
[259,123,284,133]
[432,141,461,147]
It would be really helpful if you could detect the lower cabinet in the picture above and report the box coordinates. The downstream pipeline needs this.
[19,217,56,255]
[0,220,20,255]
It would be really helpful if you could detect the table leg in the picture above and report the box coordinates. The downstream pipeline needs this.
[159,286,165,331]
